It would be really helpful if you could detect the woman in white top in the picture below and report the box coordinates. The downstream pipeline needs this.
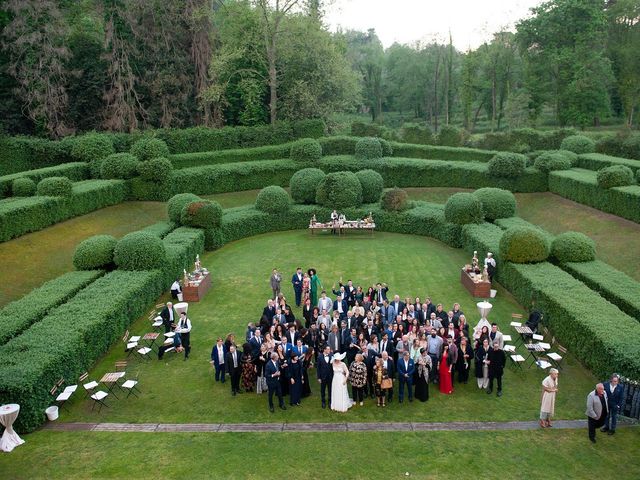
[170,278,182,300]
[330,353,354,412]
[175,312,192,360]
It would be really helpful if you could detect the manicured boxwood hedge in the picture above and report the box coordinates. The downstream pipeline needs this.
[473,188,516,221]
[170,143,293,169]
[316,171,363,209]
[0,269,165,432]
[180,199,223,228]
[550,232,596,263]
[162,227,205,285]
[290,138,322,163]
[0,270,104,346]
[460,222,503,257]
[136,157,173,182]
[114,231,167,271]
[73,235,118,270]
[140,221,176,238]
[576,153,640,174]
[560,260,640,321]
[500,261,640,380]
[390,142,497,162]
[290,168,326,204]
[444,192,484,225]
[0,162,88,198]
[494,217,555,244]
[380,187,409,212]
[11,177,36,197]
[596,165,635,188]
[355,137,383,160]
[37,177,73,197]
[69,180,127,216]
[255,186,291,214]
[130,138,170,162]
[549,168,640,224]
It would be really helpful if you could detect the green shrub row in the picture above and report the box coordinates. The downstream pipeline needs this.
[0,270,104,346]
[549,169,640,224]
[494,217,555,244]
[139,221,176,238]
[576,153,640,174]
[469,128,578,152]
[0,180,127,242]
[594,131,640,160]
[500,261,640,380]
[170,143,293,169]
[0,136,77,176]
[0,269,165,432]
[390,142,497,162]
[0,163,89,198]
[560,260,640,322]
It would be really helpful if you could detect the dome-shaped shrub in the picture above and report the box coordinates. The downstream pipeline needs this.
[114,231,167,270]
[444,192,484,225]
[555,149,578,165]
[255,185,291,214]
[378,138,393,156]
[180,199,223,227]
[100,153,139,180]
[437,125,463,147]
[473,188,516,220]
[356,169,384,203]
[37,177,73,197]
[487,152,527,178]
[73,234,117,270]
[11,177,36,197]
[534,152,572,173]
[71,133,115,178]
[596,165,634,188]
[290,168,326,204]
[551,231,596,263]
[290,138,322,163]
[380,187,409,212]
[560,135,596,154]
[355,137,383,160]
[167,193,201,223]
[137,157,173,182]
[316,171,363,209]
[130,137,170,161]
[499,226,550,263]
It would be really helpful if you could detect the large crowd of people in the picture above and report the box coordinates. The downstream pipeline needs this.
[210,267,510,413]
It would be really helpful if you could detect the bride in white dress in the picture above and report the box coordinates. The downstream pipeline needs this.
[331,353,354,412]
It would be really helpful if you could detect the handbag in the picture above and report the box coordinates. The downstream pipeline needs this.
[381,378,393,390]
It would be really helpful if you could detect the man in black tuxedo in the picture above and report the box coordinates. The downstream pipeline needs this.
[160,302,178,333]
[286,325,299,346]
[339,321,350,354]
[249,330,263,359]
[302,299,314,328]
[316,345,333,408]
[379,333,393,357]
[262,299,276,322]
[226,345,242,396]
[381,351,395,402]
[374,282,388,303]
[291,267,303,307]
[265,353,286,412]
[345,311,358,331]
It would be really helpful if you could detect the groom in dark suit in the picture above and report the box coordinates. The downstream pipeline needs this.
[291,267,303,307]
[316,345,334,409]
[265,353,286,412]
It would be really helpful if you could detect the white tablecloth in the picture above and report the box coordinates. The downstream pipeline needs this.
[0,403,25,452]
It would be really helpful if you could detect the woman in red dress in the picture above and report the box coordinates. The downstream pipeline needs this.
[439,344,454,394]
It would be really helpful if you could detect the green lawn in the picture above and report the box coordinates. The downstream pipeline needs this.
[1,429,639,479]
[55,230,596,425]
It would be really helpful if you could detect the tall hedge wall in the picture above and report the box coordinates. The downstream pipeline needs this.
[549,169,640,224]
[576,153,640,174]
[390,143,497,162]
[0,163,89,198]
[170,143,293,169]
[0,270,104,346]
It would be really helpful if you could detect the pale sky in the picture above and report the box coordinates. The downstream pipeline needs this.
[324,0,546,50]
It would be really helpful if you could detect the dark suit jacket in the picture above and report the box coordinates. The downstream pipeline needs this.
[327,332,341,353]
[375,287,388,303]
[249,336,263,358]
[379,339,394,356]
[286,332,299,346]
[210,344,227,367]
[345,316,358,331]
[333,300,348,315]
[262,306,276,320]
[382,358,395,379]
[302,306,313,327]
[225,351,242,375]
[603,381,624,410]
[316,354,334,382]
[291,273,303,291]
[265,360,281,388]
[487,348,506,376]
[160,306,178,329]
[397,358,415,378]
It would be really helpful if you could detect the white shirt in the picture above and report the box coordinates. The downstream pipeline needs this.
[176,317,192,333]
[171,281,181,293]
[484,257,496,267]
[610,384,616,394]
[217,345,225,363]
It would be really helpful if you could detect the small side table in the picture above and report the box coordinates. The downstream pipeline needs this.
[0,403,25,452]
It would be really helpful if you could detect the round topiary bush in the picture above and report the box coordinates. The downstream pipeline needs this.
[289,168,326,204]
[71,133,115,178]
[316,171,363,209]
[136,157,173,182]
[11,177,36,197]
[290,138,322,163]
[167,193,201,223]
[356,169,384,203]
[113,231,167,271]
[73,234,117,270]
[380,187,409,212]
[596,165,634,188]
[487,152,527,178]
[555,149,578,165]
[534,152,572,173]
[130,137,170,162]
[437,125,463,147]
[551,231,596,263]
[473,188,516,221]
[355,137,383,160]
[37,176,73,197]
[255,185,291,214]
[378,138,393,156]
[560,135,596,154]
[444,192,484,225]
[100,153,139,180]
[499,226,550,264]
[180,199,223,228]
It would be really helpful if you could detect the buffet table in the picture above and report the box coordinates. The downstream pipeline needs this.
[460,269,491,298]
[309,221,375,236]
[182,272,211,302]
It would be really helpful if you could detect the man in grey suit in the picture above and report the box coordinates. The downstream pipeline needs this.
[270,269,282,300]
[586,383,609,443]
[488,323,504,349]
[328,325,341,354]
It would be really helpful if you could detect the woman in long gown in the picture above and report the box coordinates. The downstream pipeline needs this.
[302,348,313,398]
[330,353,354,412]
[308,268,322,307]
[540,368,559,428]
[414,349,431,402]
[439,344,454,394]
[240,344,256,392]
[456,337,473,384]
[287,353,303,406]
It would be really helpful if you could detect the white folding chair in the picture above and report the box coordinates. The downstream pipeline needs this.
[122,373,141,398]
[510,354,525,371]
[80,372,98,399]
[152,316,163,330]
[503,345,516,353]
[548,344,566,370]
[90,391,109,412]
[137,347,152,360]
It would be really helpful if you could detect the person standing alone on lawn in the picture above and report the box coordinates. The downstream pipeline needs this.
[270,268,282,300]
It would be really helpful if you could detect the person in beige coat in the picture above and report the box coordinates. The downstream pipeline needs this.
[540,368,559,427]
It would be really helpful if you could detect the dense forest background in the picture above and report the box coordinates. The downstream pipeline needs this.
[0,0,638,138]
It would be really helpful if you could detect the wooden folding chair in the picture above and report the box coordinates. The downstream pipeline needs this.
[115,361,127,372]
[80,372,98,399]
